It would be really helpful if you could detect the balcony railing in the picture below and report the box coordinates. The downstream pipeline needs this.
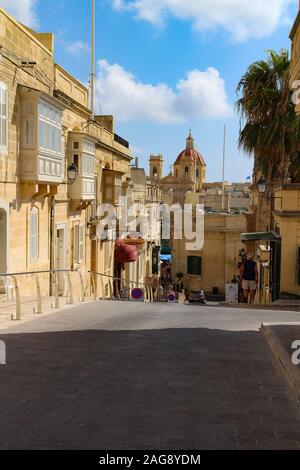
[114,133,129,149]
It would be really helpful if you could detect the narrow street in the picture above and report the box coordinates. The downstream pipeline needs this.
[1,302,300,449]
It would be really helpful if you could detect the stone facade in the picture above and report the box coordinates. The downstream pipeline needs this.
[0,8,155,300]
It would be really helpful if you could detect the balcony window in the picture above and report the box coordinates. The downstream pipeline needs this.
[73,154,79,168]
[38,99,62,155]
[19,86,65,184]
[68,135,96,201]
[82,153,95,176]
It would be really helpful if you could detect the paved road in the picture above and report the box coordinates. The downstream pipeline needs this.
[1,301,300,449]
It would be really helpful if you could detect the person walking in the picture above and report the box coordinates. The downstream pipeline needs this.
[240,253,258,304]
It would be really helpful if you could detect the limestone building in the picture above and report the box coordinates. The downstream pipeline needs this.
[0,8,155,302]
[239,3,300,302]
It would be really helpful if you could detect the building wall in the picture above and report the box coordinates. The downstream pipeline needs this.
[126,166,161,290]
[172,213,247,294]
[0,8,132,300]
[273,185,300,297]
[290,7,300,115]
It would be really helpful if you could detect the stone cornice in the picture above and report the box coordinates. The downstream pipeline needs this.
[290,11,300,40]
[273,210,300,218]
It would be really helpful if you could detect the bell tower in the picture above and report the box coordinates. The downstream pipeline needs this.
[149,154,164,181]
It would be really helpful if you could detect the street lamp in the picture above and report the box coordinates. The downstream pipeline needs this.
[256,175,283,233]
[257,176,267,194]
[67,163,78,184]
[256,176,282,208]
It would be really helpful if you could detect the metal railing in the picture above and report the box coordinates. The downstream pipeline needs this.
[0,269,86,321]
[89,271,168,303]
[114,133,129,149]
[0,268,169,321]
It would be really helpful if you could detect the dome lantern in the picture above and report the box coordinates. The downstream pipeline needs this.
[186,129,195,151]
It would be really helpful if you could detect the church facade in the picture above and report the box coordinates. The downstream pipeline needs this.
[149,131,206,204]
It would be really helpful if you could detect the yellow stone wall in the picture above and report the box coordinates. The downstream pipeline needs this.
[172,213,247,293]
[290,9,300,114]
[0,8,133,300]
[273,186,300,297]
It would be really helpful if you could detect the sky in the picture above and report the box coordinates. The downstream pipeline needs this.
[1,0,299,181]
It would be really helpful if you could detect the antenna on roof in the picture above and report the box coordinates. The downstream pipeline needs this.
[221,125,226,212]
[91,0,95,120]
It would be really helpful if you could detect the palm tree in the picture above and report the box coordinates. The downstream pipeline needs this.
[237,49,300,184]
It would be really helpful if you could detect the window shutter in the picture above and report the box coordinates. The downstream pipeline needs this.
[198,257,202,275]
[297,247,300,285]
[73,225,79,264]
[79,225,84,263]
[30,208,39,263]
[187,256,193,275]
[0,84,8,149]
[83,154,87,175]
[61,135,65,177]
[187,256,202,275]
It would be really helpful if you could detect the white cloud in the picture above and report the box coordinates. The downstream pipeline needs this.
[0,0,39,28]
[63,40,91,56]
[112,0,296,42]
[95,59,232,123]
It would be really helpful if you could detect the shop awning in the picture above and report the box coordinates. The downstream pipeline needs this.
[241,231,281,242]
[160,255,172,262]
[115,239,138,264]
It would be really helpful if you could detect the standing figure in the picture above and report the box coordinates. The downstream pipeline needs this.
[240,253,258,304]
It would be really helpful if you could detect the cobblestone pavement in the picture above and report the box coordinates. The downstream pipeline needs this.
[1,301,300,449]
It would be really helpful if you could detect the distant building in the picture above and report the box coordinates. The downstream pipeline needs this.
[149,131,249,296]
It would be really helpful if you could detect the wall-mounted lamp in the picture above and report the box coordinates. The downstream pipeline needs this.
[67,163,78,184]
[257,176,267,194]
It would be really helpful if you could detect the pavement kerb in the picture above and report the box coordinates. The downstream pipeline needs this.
[221,303,300,312]
[261,323,300,402]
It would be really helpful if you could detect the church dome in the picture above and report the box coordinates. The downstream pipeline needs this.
[175,130,206,166]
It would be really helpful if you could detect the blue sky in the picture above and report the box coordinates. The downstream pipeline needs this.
[2,0,299,181]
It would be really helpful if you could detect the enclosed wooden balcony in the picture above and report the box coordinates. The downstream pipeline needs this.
[67,132,97,202]
[18,86,65,184]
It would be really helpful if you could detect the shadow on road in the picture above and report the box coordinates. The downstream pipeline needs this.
[0,328,300,450]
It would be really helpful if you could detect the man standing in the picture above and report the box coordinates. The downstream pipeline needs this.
[240,253,258,304]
